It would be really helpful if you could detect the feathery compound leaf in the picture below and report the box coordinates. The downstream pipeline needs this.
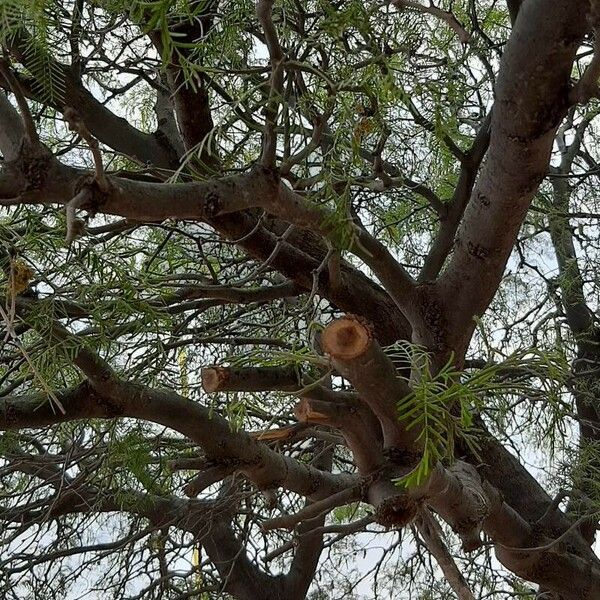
[395,347,570,488]
[0,0,66,104]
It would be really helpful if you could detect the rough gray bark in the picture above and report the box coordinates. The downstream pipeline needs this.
[0,1,599,598]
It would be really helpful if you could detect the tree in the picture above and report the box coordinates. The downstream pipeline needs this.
[0,0,599,598]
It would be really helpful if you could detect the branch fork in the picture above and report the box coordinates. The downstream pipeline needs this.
[63,107,111,244]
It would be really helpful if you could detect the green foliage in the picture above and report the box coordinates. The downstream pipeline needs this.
[105,430,166,496]
[0,0,66,103]
[561,441,600,511]
[331,501,370,524]
[394,346,570,488]
[0,0,595,597]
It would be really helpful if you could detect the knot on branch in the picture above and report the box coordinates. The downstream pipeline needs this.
[250,162,280,186]
[90,388,124,418]
[366,475,420,528]
[375,492,419,528]
[431,462,491,552]
[72,174,111,206]
[17,145,52,193]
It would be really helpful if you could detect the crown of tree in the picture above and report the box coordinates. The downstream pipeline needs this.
[0,1,599,599]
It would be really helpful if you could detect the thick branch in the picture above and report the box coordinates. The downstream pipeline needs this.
[0,59,38,146]
[0,383,355,501]
[146,2,216,162]
[294,395,383,474]
[201,365,302,393]
[0,91,26,160]
[257,0,285,167]
[1,157,418,324]
[439,0,589,355]
[158,280,301,308]
[0,157,412,344]
[419,112,492,282]
[321,316,415,452]
[214,210,412,344]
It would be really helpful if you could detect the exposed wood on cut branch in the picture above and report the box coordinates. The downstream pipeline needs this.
[201,365,302,393]
[321,315,416,453]
[5,317,600,597]
[249,424,307,442]
[320,317,372,360]
[294,396,383,474]
[6,299,355,502]
[294,399,333,424]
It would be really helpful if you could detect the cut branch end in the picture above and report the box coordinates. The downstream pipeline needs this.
[294,398,333,424]
[321,316,372,360]
[201,366,227,393]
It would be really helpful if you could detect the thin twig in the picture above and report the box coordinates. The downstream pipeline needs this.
[392,0,471,44]
[256,0,284,167]
[0,304,65,414]
[570,1,600,104]
[63,107,109,191]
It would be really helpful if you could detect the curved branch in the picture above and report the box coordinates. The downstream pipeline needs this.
[5,27,179,169]
[0,382,355,501]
